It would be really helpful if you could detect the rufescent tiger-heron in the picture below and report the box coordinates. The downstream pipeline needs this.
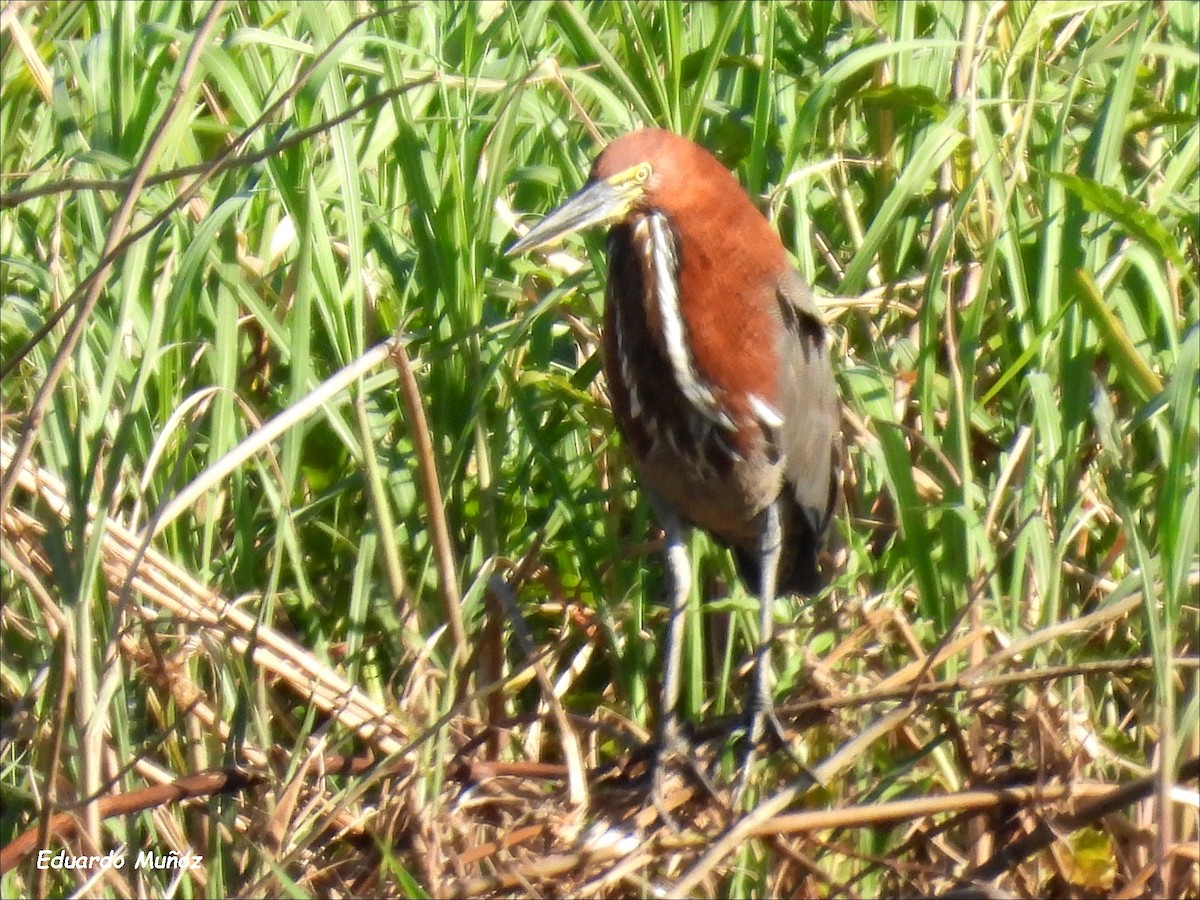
[507,128,839,810]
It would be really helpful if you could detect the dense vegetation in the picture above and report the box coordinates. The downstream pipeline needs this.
[2,2,1196,896]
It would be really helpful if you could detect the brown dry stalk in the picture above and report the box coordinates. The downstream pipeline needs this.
[951,754,1200,892]
[0,767,267,875]
[663,655,1197,741]
[457,823,547,868]
[487,575,589,811]
[757,780,1111,837]
[388,338,467,663]
[1,438,410,756]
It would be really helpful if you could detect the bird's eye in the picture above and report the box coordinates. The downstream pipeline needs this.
[634,163,651,183]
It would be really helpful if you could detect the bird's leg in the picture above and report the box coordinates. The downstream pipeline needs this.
[648,500,689,827]
[647,499,724,828]
[733,499,786,805]
[653,502,689,753]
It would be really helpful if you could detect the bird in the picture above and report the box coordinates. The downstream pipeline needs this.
[507,128,839,809]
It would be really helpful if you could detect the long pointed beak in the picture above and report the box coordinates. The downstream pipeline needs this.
[505,177,631,256]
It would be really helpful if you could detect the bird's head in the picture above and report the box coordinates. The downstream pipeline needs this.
[506,129,713,256]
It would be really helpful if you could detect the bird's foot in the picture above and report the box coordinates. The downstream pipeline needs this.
[648,720,721,832]
[730,703,804,808]
[731,703,824,810]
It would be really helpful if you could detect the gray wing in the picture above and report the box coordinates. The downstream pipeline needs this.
[772,267,840,592]
[729,268,839,596]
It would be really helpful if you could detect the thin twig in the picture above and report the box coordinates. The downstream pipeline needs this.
[488,575,589,812]
[0,74,437,211]
[675,655,1197,742]
[389,339,467,664]
[945,755,1200,896]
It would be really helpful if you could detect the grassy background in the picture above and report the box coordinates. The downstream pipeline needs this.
[2,1,1197,896]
